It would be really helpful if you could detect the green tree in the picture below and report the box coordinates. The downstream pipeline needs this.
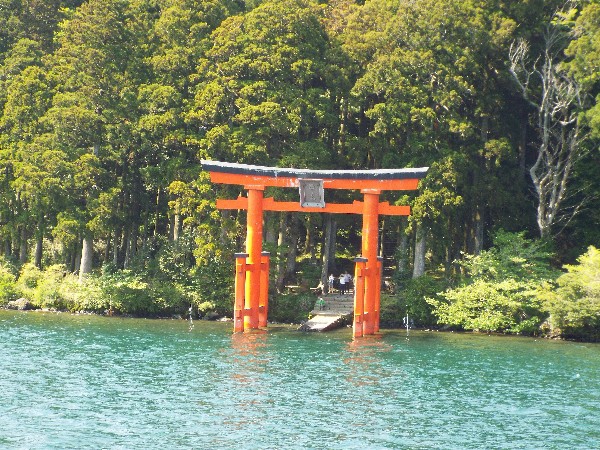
[189,0,337,167]
[142,0,238,241]
[0,57,60,266]
[187,0,343,287]
[559,1,600,255]
[344,0,528,276]
[44,0,145,274]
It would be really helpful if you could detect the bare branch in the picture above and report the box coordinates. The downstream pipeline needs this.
[509,18,588,238]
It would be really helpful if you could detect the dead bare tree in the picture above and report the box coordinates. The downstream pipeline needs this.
[509,25,587,238]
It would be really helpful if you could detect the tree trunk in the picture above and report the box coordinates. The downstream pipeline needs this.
[303,214,316,259]
[518,108,527,175]
[19,226,27,263]
[142,209,150,252]
[472,209,484,255]
[34,233,43,269]
[168,214,175,242]
[173,213,181,241]
[303,215,310,255]
[320,214,333,294]
[220,210,232,247]
[265,212,278,246]
[339,97,348,154]
[0,210,10,258]
[412,224,426,279]
[327,218,337,273]
[378,218,385,258]
[113,228,120,267]
[126,223,138,267]
[79,233,94,281]
[69,242,77,273]
[284,214,300,282]
[34,216,45,269]
[154,188,161,237]
[4,239,11,258]
[396,219,409,276]
[121,227,130,268]
[104,233,111,263]
[510,34,584,238]
[275,213,288,292]
[471,115,487,256]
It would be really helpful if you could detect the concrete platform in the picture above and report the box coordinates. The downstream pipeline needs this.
[299,294,354,332]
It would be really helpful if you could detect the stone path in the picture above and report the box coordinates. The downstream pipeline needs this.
[298,293,354,332]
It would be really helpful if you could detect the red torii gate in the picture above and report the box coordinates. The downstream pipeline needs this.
[201,160,428,337]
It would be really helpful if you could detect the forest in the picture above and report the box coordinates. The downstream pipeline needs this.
[0,0,599,339]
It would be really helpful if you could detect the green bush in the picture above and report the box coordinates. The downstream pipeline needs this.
[10,264,77,310]
[542,246,600,340]
[0,256,19,277]
[0,266,17,305]
[30,265,70,310]
[431,278,544,334]
[63,274,105,312]
[16,263,44,293]
[427,230,556,334]
[95,270,158,316]
[382,275,450,328]
[11,263,104,311]
[7,257,197,316]
[15,263,43,306]
[147,278,188,314]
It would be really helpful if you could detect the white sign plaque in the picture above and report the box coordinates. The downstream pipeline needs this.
[299,178,325,208]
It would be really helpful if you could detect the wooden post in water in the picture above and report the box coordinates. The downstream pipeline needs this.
[259,251,270,328]
[375,256,383,333]
[234,253,248,332]
[353,257,367,338]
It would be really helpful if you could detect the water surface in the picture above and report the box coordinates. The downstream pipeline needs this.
[1,310,599,449]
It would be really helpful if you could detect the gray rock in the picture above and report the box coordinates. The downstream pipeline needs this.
[7,298,34,310]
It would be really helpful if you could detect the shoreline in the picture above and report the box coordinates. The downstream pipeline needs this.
[2,305,589,343]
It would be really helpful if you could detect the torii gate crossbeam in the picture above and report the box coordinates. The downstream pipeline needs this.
[201,160,428,338]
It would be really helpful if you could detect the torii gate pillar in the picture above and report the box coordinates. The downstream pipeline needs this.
[361,189,380,336]
[244,186,264,330]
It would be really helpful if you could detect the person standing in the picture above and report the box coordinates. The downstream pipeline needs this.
[339,273,346,294]
[328,274,335,292]
[343,271,353,293]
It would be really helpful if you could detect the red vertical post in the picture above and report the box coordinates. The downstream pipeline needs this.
[353,257,367,338]
[244,186,264,331]
[234,253,248,332]
[259,251,270,328]
[361,189,380,335]
[374,256,383,333]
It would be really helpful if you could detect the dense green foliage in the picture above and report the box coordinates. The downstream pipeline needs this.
[384,275,450,328]
[0,1,599,336]
[541,246,600,340]
[427,231,558,334]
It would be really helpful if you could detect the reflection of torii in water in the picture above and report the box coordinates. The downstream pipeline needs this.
[201,160,428,338]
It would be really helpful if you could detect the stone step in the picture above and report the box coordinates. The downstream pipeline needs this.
[301,294,355,332]
[298,311,352,332]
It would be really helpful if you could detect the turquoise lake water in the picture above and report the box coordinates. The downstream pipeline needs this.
[1,309,600,449]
